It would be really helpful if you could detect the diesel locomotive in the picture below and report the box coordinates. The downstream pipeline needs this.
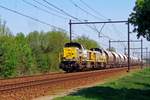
[59,42,141,72]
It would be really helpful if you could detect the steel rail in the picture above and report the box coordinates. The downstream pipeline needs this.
[0,67,136,92]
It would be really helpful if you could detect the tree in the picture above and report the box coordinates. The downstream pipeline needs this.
[130,0,150,41]
[0,36,17,77]
[0,19,11,36]
[26,31,69,72]
[40,31,69,71]
[15,33,35,75]
[74,36,100,49]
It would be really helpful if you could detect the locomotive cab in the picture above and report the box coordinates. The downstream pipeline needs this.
[90,48,107,68]
[59,42,85,72]
[62,42,84,60]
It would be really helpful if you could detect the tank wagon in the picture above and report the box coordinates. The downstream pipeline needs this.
[59,42,140,72]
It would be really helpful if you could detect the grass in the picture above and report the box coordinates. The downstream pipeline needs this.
[54,67,150,100]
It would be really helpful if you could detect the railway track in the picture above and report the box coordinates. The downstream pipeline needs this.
[0,72,64,85]
[0,72,63,81]
[0,67,135,92]
[0,66,140,100]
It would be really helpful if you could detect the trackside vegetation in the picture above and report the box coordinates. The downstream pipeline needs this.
[54,67,150,100]
[0,19,100,78]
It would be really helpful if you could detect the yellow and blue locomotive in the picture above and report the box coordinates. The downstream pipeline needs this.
[59,42,141,72]
[59,42,107,72]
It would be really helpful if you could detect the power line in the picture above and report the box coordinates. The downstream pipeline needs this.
[80,0,127,47]
[41,0,112,41]
[32,0,70,18]
[94,24,110,39]
[0,5,65,30]
[79,0,126,44]
[111,24,127,48]
[42,0,103,36]
[22,0,69,20]
[42,0,81,20]
[80,0,109,20]
[33,0,86,21]
[70,0,103,21]
[69,0,114,40]
[42,0,100,33]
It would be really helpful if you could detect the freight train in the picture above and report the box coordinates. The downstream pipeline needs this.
[59,42,141,72]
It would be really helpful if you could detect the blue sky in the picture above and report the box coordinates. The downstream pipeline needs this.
[0,0,135,33]
[0,0,149,57]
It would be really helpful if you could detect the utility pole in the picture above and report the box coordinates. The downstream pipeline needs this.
[133,51,150,67]
[109,40,111,51]
[69,20,72,43]
[127,20,130,72]
[149,51,150,66]
[146,47,148,66]
[109,39,143,72]
[141,39,143,69]
[69,20,131,72]
[124,47,147,69]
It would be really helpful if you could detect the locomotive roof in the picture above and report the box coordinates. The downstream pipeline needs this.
[90,48,103,53]
[64,42,83,49]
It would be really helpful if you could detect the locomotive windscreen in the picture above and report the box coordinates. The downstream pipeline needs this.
[64,42,83,49]
[90,48,103,53]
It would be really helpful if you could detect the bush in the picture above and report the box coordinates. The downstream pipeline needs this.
[0,36,17,77]
[0,29,100,78]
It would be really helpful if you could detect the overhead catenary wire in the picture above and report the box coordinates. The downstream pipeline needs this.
[79,0,127,47]
[92,24,114,41]
[32,0,86,21]
[0,5,65,31]
[32,0,73,19]
[42,0,81,20]
[42,0,108,38]
[69,0,116,41]
[22,0,69,20]
[111,24,127,48]
[70,0,104,21]
[80,0,109,20]
[42,0,99,24]
[43,0,100,34]
[40,0,116,44]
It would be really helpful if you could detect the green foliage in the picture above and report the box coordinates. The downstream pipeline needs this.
[26,31,69,73]
[74,36,100,49]
[130,0,150,41]
[15,33,35,75]
[0,18,101,78]
[0,36,17,77]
